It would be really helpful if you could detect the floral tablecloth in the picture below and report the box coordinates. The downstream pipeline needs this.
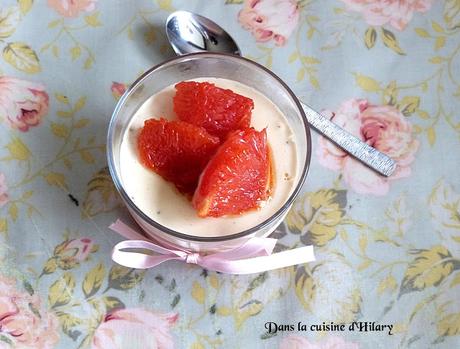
[1,0,459,348]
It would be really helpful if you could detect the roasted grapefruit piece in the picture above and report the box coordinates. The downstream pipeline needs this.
[173,81,254,140]
[138,118,220,195]
[193,128,272,217]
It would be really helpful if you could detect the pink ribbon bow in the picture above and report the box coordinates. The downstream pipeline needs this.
[110,220,315,275]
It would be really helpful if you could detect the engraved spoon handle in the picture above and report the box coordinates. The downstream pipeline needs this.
[300,102,396,177]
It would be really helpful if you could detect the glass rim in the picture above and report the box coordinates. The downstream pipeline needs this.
[107,52,312,242]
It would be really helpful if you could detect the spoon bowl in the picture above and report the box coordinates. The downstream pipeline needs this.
[166,11,241,56]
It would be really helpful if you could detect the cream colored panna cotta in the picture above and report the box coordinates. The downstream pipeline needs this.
[120,78,298,237]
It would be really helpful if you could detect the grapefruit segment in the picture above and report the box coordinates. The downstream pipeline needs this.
[173,81,254,140]
[192,128,272,217]
[137,118,220,195]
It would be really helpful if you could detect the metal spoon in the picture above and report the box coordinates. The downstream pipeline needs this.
[165,11,396,177]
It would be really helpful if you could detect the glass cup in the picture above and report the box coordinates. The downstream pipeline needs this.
[107,52,311,252]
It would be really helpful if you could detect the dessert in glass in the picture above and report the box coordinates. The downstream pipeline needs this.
[107,53,311,252]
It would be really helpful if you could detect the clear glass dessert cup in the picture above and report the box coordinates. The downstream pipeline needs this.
[107,52,311,252]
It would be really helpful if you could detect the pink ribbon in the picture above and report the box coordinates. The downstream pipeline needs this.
[109,220,315,275]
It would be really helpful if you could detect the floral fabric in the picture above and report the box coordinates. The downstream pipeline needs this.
[0,0,459,348]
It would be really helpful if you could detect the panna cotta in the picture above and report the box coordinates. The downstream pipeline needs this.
[119,78,298,237]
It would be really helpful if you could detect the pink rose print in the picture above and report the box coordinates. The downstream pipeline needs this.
[0,77,49,132]
[317,99,419,196]
[339,0,433,31]
[238,0,300,46]
[111,82,127,100]
[47,0,97,18]
[0,276,59,348]
[54,237,94,269]
[279,335,359,349]
[0,173,8,208]
[92,308,178,349]
[61,237,93,261]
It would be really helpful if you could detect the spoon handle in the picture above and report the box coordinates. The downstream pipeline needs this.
[300,102,396,177]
